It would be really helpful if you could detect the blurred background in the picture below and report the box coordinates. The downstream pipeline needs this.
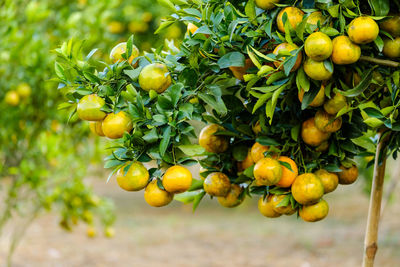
[0,0,399,266]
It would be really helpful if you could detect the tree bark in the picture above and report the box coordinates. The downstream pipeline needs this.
[362,132,390,267]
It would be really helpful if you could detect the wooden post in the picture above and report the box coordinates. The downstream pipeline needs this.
[362,132,389,267]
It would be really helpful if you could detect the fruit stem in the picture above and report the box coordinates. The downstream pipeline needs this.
[359,56,400,68]
[362,131,390,267]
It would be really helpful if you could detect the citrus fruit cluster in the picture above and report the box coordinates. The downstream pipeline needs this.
[56,0,400,223]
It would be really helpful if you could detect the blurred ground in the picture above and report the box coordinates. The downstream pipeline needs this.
[1,168,400,267]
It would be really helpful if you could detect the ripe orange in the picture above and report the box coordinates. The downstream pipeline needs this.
[303,57,333,81]
[276,156,298,188]
[144,180,173,207]
[305,32,333,61]
[187,22,199,35]
[270,194,296,215]
[77,94,106,121]
[250,142,269,163]
[348,16,379,44]
[86,226,97,238]
[102,111,133,139]
[255,0,280,10]
[116,162,149,191]
[299,199,329,222]
[314,109,342,133]
[301,118,331,147]
[380,15,400,37]
[104,227,115,238]
[323,92,347,115]
[273,43,302,72]
[16,83,31,99]
[338,165,358,185]
[229,58,254,81]
[162,165,193,193]
[258,196,281,218]
[139,63,172,93]
[217,184,244,208]
[291,173,324,205]
[203,172,231,197]
[331,36,361,65]
[383,37,400,58]
[253,157,283,186]
[276,7,304,33]
[110,42,139,65]
[89,121,105,136]
[237,149,255,172]
[4,90,19,106]
[298,84,325,108]
[199,124,229,153]
[314,169,338,194]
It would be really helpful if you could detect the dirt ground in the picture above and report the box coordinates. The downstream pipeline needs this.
[1,171,400,267]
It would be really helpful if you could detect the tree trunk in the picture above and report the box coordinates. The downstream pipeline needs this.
[362,132,390,267]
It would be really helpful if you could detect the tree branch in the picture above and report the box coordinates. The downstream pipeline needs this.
[360,56,400,68]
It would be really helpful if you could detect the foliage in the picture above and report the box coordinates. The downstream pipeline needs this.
[56,0,400,217]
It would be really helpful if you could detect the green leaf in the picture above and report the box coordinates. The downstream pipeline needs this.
[256,136,280,146]
[296,67,310,92]
[368,0,390,16]
[178,145,206,156]
[339,68,375,97]
[193,191,206,212]
[143,128,159,143]
[188,179,204,191]
[159,126,171,157]
[245,0,257,25]
[217,52,245,69]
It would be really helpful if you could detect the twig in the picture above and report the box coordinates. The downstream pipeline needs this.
[362,132,391,267]
[360,56,400,68]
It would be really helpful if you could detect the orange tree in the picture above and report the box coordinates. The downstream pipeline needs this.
[0,0,173,264]
[56,0,400,265]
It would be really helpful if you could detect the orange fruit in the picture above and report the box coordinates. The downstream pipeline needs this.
[144,180,173,207]
[217,184,244,208]
[301,118,331,147]
[16,83,31,99]
[273,43,302,72]
[237,149,255,172]
[298,84,325,108]
[229,58,254,81]
[86,226,97,238]
[250,142,269,163]
[116,162,149,191]
[162,165,193,193]
[276,7,304,33]
[380,15,400,37]
[104,227,115,238]
[4,90,19,106]
[299,199,329,222]
[253,157,283,186]
[314,109,342,133]
[102,111,133,139]
[187,22,199,35]
[303,57,333,81]
[331,36,361,65]
[139,63,172,93]
[305,32,333,61]
[89,121,105,136]
[291,173,324,205]
[348,16,379,44]
[306,11,326,29]
[383,37,400,58]
[270,194,296,215]
[258,196,281,218]
[77,94,106,121]
[255,0,280,10]
[314,169,338,194]
[252,120,262,135]
[338,165,358,185]
[199,124,229,153]
[110,42,139,65]
[107,21,125,34]
[276,156,298,188]
[323,92,347,115]
[203,172,231,197]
